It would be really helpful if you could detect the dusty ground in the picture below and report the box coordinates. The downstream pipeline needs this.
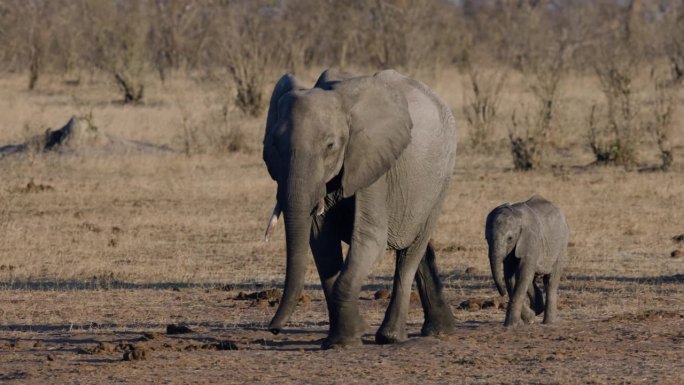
[1,73,683,384]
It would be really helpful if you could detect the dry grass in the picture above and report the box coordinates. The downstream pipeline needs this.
[1,70,682,284]
[0,71,683,383]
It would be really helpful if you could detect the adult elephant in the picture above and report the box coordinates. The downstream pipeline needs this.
[262,69,457,348]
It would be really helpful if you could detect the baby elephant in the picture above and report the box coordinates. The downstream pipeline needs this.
[485,195,569,327]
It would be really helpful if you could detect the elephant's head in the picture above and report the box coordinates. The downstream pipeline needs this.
[485,205,524,296]
[263,70,413,334]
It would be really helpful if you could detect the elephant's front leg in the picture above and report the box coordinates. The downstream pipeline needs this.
[310,214,344,333]
[505,258,536,324]
[322,189,388,349]
[505,261,535,327]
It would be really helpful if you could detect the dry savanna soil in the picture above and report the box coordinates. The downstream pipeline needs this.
[1,73,683,384]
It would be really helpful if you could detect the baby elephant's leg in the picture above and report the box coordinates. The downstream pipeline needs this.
[505,266,536,324]
[505,262,535,327]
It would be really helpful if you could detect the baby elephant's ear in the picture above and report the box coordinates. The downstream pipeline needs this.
[515,214,542,261]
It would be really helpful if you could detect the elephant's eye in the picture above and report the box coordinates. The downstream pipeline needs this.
[507,235,513,241]
[326,142,335,150]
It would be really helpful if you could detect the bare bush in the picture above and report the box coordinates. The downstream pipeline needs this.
[115,72,144,104]
[508,111,545,171]
[177,102,249,156]
[462,65,506,148]
[588,31,642,166]
[646,72,676,171]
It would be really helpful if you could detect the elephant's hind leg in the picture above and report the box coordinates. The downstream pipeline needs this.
[542,272,560,324]
[528,277,545,316]
[310,214,344,335]
[415,242,455,337]
[376,235,433,344]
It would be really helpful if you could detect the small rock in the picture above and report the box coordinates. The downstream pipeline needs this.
[32,341,43,349]
[464,267,478,275]
[374,289,392,300]
[671,249,683,258]
[46,354,55,361]
[673,234,684,244]
[166,324,193,335]
[299,293,311,305]
[172,287,181,292]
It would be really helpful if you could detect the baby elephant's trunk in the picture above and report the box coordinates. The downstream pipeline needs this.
[489,255,506,296]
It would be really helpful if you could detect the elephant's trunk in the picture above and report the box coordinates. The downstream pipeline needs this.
[489,252,506,296]
[268,172,317,334]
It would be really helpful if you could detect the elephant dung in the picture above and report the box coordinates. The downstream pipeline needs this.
[123,344,147,361]
[235,289,282,301]
[457,299,483,311]
[481,297,506,310]
[250,299,271,308]
[457,298,505,311]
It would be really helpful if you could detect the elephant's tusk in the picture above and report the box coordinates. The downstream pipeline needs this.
[263,202,282,242]
[315,197,325,216]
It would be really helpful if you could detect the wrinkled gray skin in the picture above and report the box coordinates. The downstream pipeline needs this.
[263,69,457,348]
[485,196,569,327]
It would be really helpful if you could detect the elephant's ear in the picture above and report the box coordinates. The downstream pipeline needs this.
[337,78,412,198]
[314,68,356,90]
[515,210,543,261]
[263,74,301,181]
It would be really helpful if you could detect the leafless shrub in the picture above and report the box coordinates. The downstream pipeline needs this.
[645,71,676,171]
[462,65,506,148]
[588,34,642,166]
[115,72,144,104]
[508,110,545,171]
[177,102,249,156]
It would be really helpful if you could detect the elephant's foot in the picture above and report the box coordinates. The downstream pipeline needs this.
[542,314,558,324]
[421,312,456,337]
[321,335,362,350]
[503,315,525,327]
[375,324,408,345]
[322,317,367,350]
[521,306,536,324]
[375,330,407,345]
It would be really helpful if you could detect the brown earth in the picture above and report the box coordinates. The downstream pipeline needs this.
[0,278,682,384]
